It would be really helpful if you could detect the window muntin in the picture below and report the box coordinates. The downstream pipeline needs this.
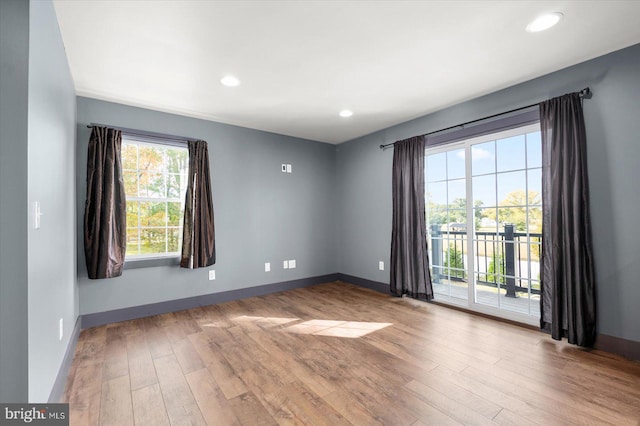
[122,139,188,258]
[426,123,542,323]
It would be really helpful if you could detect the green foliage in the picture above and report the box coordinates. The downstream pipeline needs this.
[485,252,505,284]
[473,201,485,229]
[497,190,542,232]
[529,236,541,262]
[428,189,543,233]
[444,243,466,279]
[426,196,484,228]
[121,141,188,256]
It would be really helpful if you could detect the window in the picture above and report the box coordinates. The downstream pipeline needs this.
[426,123,542,324]
[122,138,188,258]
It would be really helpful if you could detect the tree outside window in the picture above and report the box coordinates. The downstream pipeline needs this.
[122,140,188,258]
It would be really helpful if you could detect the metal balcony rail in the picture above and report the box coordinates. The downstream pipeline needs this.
[429,224,542,298]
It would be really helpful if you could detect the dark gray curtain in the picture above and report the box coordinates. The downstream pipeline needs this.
[181,140,216,268]
[540,93,596,347]
[390,136,433,300]
[83,126,126,279]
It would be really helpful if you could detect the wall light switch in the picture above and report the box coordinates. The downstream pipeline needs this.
[379,261,385,271]
[286,164,292,173]
[265,262,271,272]
[34,201,42,229]
[289,259,296,269]
[281,164,287,172]
[59,318,63,341]
[283,260,289,269]
[209,270,216,280]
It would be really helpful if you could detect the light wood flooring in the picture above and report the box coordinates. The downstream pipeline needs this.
[63,281,640,425]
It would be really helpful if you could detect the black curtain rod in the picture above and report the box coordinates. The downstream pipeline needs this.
[86,123,198,143]
[379,87,591,149]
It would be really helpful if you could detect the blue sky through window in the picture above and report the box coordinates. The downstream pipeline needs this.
[426,131,541,208]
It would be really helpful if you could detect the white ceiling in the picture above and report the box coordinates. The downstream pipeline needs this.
[53,1,640,144]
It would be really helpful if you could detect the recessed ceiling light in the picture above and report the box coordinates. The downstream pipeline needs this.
[339,109,353,118]
[526,12,563,33]
[220,75,240,87]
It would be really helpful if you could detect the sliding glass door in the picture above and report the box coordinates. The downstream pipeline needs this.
[425,123,541,324]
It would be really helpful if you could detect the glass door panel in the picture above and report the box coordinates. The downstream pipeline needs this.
[426,123,542,323]
[426,145,468,301]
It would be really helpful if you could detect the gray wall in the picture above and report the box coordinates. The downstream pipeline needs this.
[76,98,337,315]
[0,0,30,403]
[336,43,640,343]
[27,0,78,402]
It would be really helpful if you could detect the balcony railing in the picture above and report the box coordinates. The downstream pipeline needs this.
[429,224,542,298]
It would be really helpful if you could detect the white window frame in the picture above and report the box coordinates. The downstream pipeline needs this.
[426,122,542,326]
[122,137,188,261]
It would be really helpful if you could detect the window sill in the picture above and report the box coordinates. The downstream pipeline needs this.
[124,256,180,270]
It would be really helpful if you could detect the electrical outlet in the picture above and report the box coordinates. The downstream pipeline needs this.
[379,261,384,271]
[209,270,216,280]
[281,164,287,172]
[59,318,63,341]
[289,259,296,269]
[265,262,271,272]
[283,260,289,269]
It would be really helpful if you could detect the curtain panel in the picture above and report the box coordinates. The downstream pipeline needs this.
[83,126,127,279]
[181,140,216,269]
[390,135,434,301]
[540,93,597,347]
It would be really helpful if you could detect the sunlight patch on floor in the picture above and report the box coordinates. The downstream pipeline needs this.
[283,320,392,338]
[227,315,393,338]
[230,315,300,328]
[201,321,229,328]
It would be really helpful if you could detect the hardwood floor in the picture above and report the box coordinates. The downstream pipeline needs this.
[63,281,640,425]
